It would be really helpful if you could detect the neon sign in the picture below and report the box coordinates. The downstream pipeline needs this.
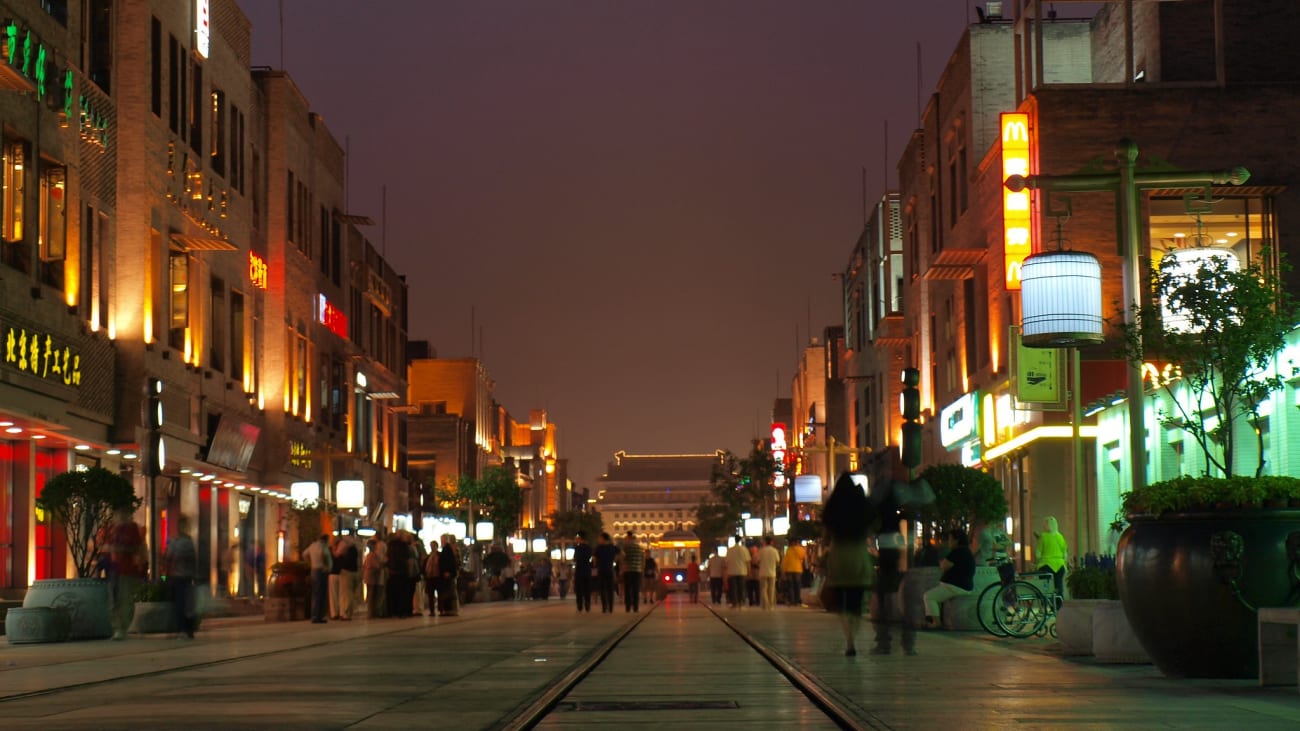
[195,0,211,59]
[4,325,82,387]
[771,423,787,487]
[318,295,348,339]
[1001,112,1033,290]
[249,252,268,290]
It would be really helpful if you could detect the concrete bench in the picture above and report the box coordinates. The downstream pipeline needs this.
[940,567,1002,631]
[1258,607,1300,688]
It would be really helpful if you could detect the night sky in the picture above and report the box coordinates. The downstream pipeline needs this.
[235,1,975,488]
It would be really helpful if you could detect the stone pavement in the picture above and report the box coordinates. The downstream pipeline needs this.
[1,594,1298,729]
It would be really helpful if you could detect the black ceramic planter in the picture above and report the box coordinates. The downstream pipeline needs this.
[1116,508,1300,678]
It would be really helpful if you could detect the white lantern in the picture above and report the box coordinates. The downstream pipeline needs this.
[290,481,320,504]
[509,537,528,553]
[793,474,823,504]
[532,537,548,553]
[1020,250,1104,347]
[475,521,494,541]
[772,516,790,536]
[336,479,365,509]
[448,521,467,541]
[744,517,763,537]
[1160,247,1239,334]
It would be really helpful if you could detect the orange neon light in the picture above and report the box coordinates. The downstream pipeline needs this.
[249,252,268,290]
[1001,113,1033,290]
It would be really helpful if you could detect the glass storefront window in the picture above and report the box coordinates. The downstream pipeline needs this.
[1148,196,1272,270]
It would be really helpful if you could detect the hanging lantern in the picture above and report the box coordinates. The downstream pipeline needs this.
[1160,247,1239,334]
[1020,250,1104,347]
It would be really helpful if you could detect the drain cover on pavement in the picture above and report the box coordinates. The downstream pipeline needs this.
[557,700,739,712]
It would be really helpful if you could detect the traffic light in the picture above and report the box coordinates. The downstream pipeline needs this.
[147,378,165,477]
[900,367,922,469]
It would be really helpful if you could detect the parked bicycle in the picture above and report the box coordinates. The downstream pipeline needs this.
[977,570,1059,638]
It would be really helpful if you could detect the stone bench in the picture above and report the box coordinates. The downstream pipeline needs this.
[4,606,71,644]
[940,566,1002,631]
[1258,607,1300,688]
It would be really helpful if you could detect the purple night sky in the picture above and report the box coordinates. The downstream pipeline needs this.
[235,1,978,487]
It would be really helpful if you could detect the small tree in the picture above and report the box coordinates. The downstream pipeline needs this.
[36,467,141,578]
[460,465,524,540]
[694,499,741,550]
[1120,248,1296,477]
[549,508,604,542]
[918,464,1007,535]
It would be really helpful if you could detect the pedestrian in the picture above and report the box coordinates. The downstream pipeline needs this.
[437,534,461,616]
[423,540,441,615]
[619,531,645,612]
[556,557,572,601]
[725,536,749,608]
[1035,516,1068,607]
[572,532,594,612]
[707,550,726,604]
[533,555,552,600]
[686,553,701,604]
[303,533,333,623]
[868,475,919,656]
[782,539,807,606]
[385,532,411,618]
[746,543,761,606]
[164,514,199,639]
[334,535,359,620]
[328,535,343,619]
[363,537,386,618]
[594,532,618,613]
[410,533,428,616]
[106,507,146,640]
[247,541,267,598]
[758,535,781,610]
[641,552,658,605]
[922,528,976,628]
[822,472,876,656]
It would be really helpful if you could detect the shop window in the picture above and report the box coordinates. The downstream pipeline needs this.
[169,249,190,350]
[4,139,26,243]
[231,291,245,383]
[38,165,66,289]
[210,88,226,177]
[209,276,226,373]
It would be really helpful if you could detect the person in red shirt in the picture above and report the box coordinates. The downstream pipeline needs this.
[107,507,146,640]
[686,554,701,604]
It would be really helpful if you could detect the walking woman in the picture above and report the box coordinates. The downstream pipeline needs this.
[822,472,876,656]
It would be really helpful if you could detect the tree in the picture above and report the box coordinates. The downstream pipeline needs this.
[709,446,778,519]
[459,465,524,539]
[549,509,603,541]
[694,499,740,549]
[1121,247,1296,477]
[36,467,141,578]
[918,464,1006,535]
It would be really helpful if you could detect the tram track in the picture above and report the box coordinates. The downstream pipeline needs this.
[500,598,888,731]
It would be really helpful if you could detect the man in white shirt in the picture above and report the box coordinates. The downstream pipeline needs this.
[725,536,750,608]
[758,535,781,610]
[303,533,333,623]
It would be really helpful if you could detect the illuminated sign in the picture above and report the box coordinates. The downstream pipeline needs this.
[1141,361,1180,389]
[3,21,57,100]
[249,252,268,289]
[289,441,313,469]
[195,0,211,59]
[1001,112,1033,290]
[317,295,348,339]
[771,422,787,487]
[793,474,823,504]
[939,392,977,448]
[4,325,82,387]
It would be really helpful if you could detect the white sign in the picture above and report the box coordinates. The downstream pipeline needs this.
[195,0,210,59]
[940,392,978,448]
[336,479,364,509]
[793,474,823,504]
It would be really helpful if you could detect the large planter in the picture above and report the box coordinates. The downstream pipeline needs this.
[130,601,176,634]
[22,578,112,640]
[5,606,71,643]
[1092,600,1149,664]
[1056,599,1108,656]
[264,562,311,621]
[1117,508,1300,678]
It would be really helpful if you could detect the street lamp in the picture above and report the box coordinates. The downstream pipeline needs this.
[1006,138,1249,548]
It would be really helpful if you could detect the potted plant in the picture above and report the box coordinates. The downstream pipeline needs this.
[17,467,141,641]
[1116,246,1300,678]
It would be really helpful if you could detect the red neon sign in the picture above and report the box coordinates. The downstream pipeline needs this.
[249,252,268,290]
[318,295,348,339]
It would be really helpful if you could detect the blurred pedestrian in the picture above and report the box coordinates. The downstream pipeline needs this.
[1035,516,1068,606]
[164,514,198,638]
[107,507,146,640]
[707,550,726,604]
[725,536,749,608]
[686,553,701,604]
[423,540,441,616]
[334,534,359,620]
[922,528,975,628]
[363,537,386,618]
[868,475,921,656]
[619,532,645,613]
[572,532,593,612]
[556,557,572,600]
[437,534,461,616]
[594,532,618,613]
[746,543,761,606]
[759,536,781,610]
[641,553,657,605]
[822,472,876,656]
[385,532,412,618]
[303,533,333,623]
[328,535,343,619]
[782,540,807,606]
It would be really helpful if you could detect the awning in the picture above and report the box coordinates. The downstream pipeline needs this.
[170,234,238,252]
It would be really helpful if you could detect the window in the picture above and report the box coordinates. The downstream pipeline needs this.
[84,0,111,93]
[230,104,244,194]
[231,291,244,383]
[209,276,226,373]
[4,140,26,243]
[169,249,190,350]
[43,1,69,25]
[189,62,203,154]
[319,205,330,275]
[168,35,180,133]
[286,171,295,246]
[210,88,226,176]
[39,165,66,261]
[150,18,162,117]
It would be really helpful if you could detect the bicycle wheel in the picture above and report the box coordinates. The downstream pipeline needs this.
[995,580,1049,638]
[977,582,1010,637]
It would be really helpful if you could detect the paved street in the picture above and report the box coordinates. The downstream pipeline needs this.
[3,594,1300,729]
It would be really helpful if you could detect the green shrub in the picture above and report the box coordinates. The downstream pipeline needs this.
[1066,566,1118,600]
[1121,475,1300,518]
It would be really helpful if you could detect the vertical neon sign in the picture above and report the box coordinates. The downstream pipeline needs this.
[1001,112,1033,290]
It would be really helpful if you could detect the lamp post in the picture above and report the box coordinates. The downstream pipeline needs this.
[1007,139,1249,549]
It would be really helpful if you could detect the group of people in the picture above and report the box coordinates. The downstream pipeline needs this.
[709,534,807,610]
[99,507,200,641]
[308,531,464,624]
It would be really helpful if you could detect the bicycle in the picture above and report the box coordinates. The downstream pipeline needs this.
[977,569,1059,638]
